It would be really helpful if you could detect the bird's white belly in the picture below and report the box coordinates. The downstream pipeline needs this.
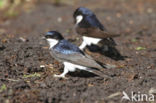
[83,36,101,45]
[63,62,87,72]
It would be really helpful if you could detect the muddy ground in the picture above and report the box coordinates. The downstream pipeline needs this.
[0,0,156,103]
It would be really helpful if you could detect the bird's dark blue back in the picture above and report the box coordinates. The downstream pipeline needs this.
[77,7,105,31]
[53,40,83,55]
[79,7,93,16]
[85,15,104,31]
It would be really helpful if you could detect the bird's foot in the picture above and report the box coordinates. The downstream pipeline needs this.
[53,74,68,79]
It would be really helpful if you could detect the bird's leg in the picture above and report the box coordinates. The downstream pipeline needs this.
[79,41,87,50]
[53,67,69,79]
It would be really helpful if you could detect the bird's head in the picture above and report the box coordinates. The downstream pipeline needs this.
[73,7,93,24]
[45,31,63,48]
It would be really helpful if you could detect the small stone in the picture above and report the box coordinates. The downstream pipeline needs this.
[106,16,111,21]
[40,65,45,68]
[19,37,27,42]
[57,17,62,23]
[147,8,153,13]
[116,13,121,18]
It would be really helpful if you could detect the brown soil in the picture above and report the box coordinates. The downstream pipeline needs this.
[0,0,156,103]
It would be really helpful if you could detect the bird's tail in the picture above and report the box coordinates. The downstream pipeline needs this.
[96,61,117,69]
[87,68,111,79]
[87,62,117,78]
[104,31,120,38]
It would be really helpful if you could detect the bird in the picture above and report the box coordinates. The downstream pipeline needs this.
[73,7,118,50]
[44,31,111,78]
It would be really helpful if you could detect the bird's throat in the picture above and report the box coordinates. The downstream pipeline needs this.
[76,15,83,24]
[47,39,58,48]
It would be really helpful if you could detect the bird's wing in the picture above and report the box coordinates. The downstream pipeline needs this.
[52,47,103,69]
[55,51,102,69]
[76,27,119,38]
[86,15,104,31]
[51,49,112,78]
